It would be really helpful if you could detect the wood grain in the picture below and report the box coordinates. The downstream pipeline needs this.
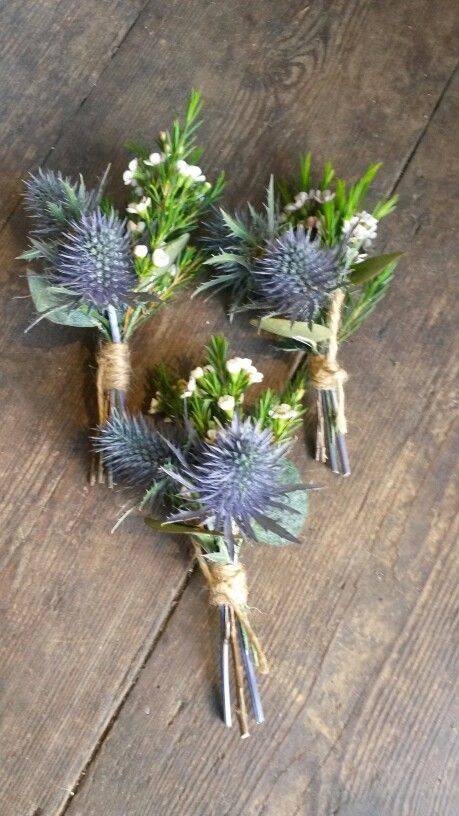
[0,0,149,227]
[0,1,457,815]
[62,67,459,816]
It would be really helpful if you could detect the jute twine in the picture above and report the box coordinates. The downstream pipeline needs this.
[96,341,131,424]
[192,542,269,674]
[308,288,348,435]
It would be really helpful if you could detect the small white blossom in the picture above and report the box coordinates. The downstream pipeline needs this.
[203,364,215,373]
[144,152,162,166]
[152,248,170,268]
[127,196,151,215]
[206,429,219,444]
[343,211,378,249]
[218,394,236,413]
[269,403,299,420]
[127,219,146,234]
[128,158,138,173]
[133,244,148,258]
[123,170,134,186]
[226,357,244,375]
[246,365,264,384]
[148,397,160,414]
[204,514,216,529]
[176,159,206,182]
[169,264,177,277]
[284,191,309,213]
[190,366,205,380]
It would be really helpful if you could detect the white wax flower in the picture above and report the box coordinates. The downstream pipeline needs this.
[127,196,151,215]
[206,429,218,444]
[152,248,170,268]
[148,397,160,414]
[190,366,205,380]
[123,170,134,186]
[218,395,236,413]
[176,159,206,182]
[343,211,378,249]
[269,403,298,420]
[128,158,138,172]
[127,220,146,234]
[134,244,148,258]
[226,357,244,375]
[247,366,264,384]
[284,191,309,213]
[144,152,162,166]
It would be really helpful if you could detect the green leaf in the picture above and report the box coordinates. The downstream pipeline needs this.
[204,252,250,269]
[161,232,190,265]
[45,306,102,328]
[256,316,331,345]
[27,272,69,313]
[350,252,404,285]
[145,518,205,536]
[220,209,256,244]
[253,460,308,546]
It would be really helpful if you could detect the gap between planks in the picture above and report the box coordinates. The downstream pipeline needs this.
[49,57,459,816]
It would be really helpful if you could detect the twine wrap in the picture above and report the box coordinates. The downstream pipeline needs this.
[192,543,269,675]
[308,288,348,435]
[96,341,131,424]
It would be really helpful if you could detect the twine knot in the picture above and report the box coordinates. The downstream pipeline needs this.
[309,288,348,435]
[96,341,131,423]
[193,543,269,674]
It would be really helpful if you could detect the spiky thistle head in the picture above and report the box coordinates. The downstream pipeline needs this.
[167,414,305,544]
[252,225,345,322]
[96,410,180,489]
[23,168,105,238]
[54,208,136,309]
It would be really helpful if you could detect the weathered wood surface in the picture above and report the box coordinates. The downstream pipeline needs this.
[0,2,457,815]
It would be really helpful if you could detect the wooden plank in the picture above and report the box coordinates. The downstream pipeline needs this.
[61,51,459,816]
[0,0,148,225]
[0,1,457,815]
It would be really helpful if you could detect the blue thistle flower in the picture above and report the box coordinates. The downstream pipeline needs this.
[55,209,136,309]
[96,410,180,489]
[253,226,345,322]
[166,414,308,544]
[23,168,105,238]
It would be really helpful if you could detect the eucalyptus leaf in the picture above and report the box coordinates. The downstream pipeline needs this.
[252,460,308,546]
[145,518,206,536]
[45,305,103,328]
[255,316,331,345]
[350,252,404,285]
[27,272,73,313]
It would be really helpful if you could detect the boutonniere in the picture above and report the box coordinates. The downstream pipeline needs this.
[97,335,319,736]
[20,91,224,483]
[200,157,403,475]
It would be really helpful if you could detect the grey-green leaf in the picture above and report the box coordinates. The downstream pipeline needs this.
[256,316,331,345]
[349,252,404,285]
[253,460,309,546]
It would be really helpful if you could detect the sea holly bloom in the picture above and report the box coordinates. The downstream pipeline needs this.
[55,209,136,309]
[253,226,345,323]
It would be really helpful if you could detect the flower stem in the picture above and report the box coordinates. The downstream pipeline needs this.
[219,606,232,727]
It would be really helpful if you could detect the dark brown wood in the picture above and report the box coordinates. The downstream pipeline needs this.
[0,1,457,815]
[62,67,459,816]
[0,0,149,226]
